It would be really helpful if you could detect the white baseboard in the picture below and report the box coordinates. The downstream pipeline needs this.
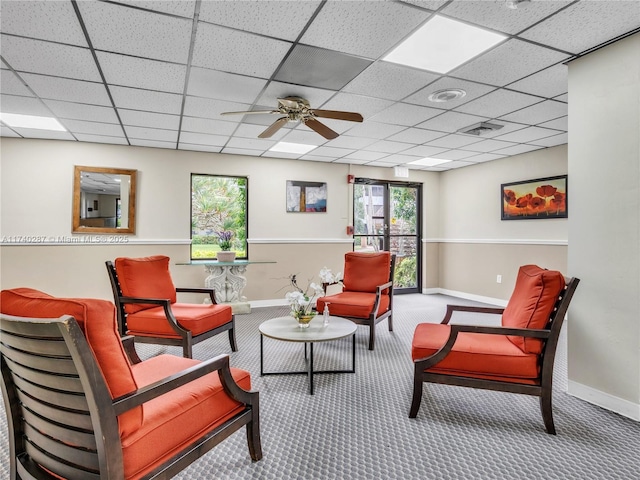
[568,381,640,422]
[249,298,288,309]
[422,288,507,307]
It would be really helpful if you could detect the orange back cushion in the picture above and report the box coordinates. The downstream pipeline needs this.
[0,288,142,437]
[115,255,177,314]
[342,252,391,293]
[502,265,566,354]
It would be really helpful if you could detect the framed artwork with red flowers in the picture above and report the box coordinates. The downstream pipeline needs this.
[501,175,567,220]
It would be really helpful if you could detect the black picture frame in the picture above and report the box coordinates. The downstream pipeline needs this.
[501,175,568,220]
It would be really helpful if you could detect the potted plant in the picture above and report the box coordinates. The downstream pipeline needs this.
[216,230,236,262]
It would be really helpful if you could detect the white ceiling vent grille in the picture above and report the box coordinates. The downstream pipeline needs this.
[458,122,504,136]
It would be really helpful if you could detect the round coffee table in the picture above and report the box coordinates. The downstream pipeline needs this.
[259,316,357,395]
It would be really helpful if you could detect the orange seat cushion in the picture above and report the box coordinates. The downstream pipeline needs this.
[124,355,251,480]
[126,303,232,337]
[412,323,540,379]
[317,291,390,319]
[115,256,177,314]
[0,288,142,437]
[502,265,565,353]
[342,251,391,293]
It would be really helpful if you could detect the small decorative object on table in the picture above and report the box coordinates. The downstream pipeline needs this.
[285,267,340,328]
[216,230,236,262]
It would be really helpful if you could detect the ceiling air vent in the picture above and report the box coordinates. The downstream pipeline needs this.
[458,122,504,136]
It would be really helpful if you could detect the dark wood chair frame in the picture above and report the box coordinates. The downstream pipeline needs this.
[409,276,579,434]
[106,261,237,358]
[1,313,261,480]
[323,254,396,351]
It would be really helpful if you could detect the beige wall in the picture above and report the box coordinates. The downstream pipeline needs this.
[567,33,640,419]
[435,145,568,302]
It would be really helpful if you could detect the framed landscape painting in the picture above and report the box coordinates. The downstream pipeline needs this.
[501,175,567,220]
[286,180,327,212]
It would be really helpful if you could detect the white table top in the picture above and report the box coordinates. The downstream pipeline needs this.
[259,316,356,343]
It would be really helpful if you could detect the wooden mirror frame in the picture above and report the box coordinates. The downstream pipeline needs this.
[72,166,137,234]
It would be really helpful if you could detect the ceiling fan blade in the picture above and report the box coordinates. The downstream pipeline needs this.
[311,109,364,122]
[258,117,289,138]
[304,118,339,140]
[221,110,278,116]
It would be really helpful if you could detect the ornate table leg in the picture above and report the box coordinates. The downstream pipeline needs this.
[204,264,251,314]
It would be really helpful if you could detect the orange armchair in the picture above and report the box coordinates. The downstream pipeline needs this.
[409,265,579,434]
[1,288,261,479]
[106,255,236,358]
[317,251,395,350]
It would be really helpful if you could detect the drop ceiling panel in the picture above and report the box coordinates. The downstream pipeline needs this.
[178,143,222,153]
[344,62,440,101]
[454,88,541,118]
[364,140,413,154]
[0,94,52,116]
[110,86,183,115]
[0,1,87,45]
[429,133,484,149]
[401,145,448,157]
[257,82,335,110]
[20,73,111,106]
[193,23,291,78]
[343,150,389,161]
[494,125,561,143]
[130,138,176,149]
[187,67,266,103]
[59,119,124,136]
[198,0,321,42]
[74,133,128,145]
[1,127,20,137]
[298,155,334,162]
[181,117,237,136]
[119,109,181,130]
[1,35,100,81]
[451,39,569,87]
[520,1,640,54]
[311,117,361,135]
[464,152,506,163]
[310,146,355,158]
[181,131,230,147]
[530,132,568,147]
[220,147,264,156]
[274,44,371,91]
[109,0,196,18]
[499,99,567,125]
[97,52,186,93]
[322,135,378,150]
[387,154,424,164]
[431,149,478,160]
[183,96,252,120]
[341,121,405,140]
[12,128,75,140]
[226,136,276,150]
[506,64,568,98]
[0,70,32,96]
[301,1,431,59]
[554,93,568,103]
[43,100,118,123]
[441,0,572,35]
[406,77,495,108]
[77,1,192,63]
[417,111,487,134]
[125,126,178,143]
[442,160,475,169]
[386,127,446,144]
[493,143,544,156]
[370,102,442,126]
[538,116,568,131]
[459,138,518,153]
[333,157,371,165]
[319,93,394,120]
[398,1,449,11]
[234,123,288,141]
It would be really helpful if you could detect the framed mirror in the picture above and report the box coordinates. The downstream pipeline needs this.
[72,166,137,234]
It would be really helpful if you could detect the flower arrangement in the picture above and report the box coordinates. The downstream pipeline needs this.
[285,267,341,326]
[217,230,234,251]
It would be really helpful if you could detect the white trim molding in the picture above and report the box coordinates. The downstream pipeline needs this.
[424,238,568,246]
[248,238,354,244]
[0,237,191,246]
[249,298,288,308]
[423,288,508,307]
[568,381,640,422]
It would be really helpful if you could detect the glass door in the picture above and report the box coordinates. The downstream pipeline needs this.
[353,179,421,293]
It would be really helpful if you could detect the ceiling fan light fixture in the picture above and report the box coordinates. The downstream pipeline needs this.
[505,0,531,9]
[269,142,317,155]
[428,89,467,103]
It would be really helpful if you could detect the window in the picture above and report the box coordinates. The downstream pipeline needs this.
[191,174,248,260]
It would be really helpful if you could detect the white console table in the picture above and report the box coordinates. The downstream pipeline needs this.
[177,260,275,314]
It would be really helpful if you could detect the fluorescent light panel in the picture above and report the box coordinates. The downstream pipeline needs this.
[383,15,507,74]
[270,142,316,154]
[409,157,452,167]
[0,112,66,131]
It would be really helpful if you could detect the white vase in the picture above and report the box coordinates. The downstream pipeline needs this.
[216,251,236,262]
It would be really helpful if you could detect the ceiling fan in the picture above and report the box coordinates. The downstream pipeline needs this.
[221,96,363,140]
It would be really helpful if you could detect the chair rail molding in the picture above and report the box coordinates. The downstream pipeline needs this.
[424,238,568,246]
[0,238,192,246]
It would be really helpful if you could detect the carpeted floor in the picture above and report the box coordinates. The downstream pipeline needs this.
[1,294,639,479]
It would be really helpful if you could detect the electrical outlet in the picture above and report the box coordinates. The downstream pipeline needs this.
[496,275,502,284]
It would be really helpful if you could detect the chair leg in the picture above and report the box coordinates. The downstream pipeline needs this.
[246,415,262,461]
[229,327,238,352]
[540,388,556,435]
[388,313,393,332]
[409,365,423,418]
[368,323,375,350]
[182,337,193,358]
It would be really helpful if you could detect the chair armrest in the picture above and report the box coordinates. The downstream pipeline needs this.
[112,354,256,415]
[121,335,142,364]
[413,324,551,367]
[119,297,188,335]
[119,296,171,306]
[375,281,393,295]
[176,287,218,304]
[442,304,505,324]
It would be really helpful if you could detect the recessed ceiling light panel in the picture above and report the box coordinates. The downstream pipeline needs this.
[428,89,467,103]
[383,15,507,74]
[269,142,317,155]
[0,112,66,131]
[408,157,452,167]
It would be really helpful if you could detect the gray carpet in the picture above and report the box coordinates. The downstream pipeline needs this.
[1,294,639,479]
